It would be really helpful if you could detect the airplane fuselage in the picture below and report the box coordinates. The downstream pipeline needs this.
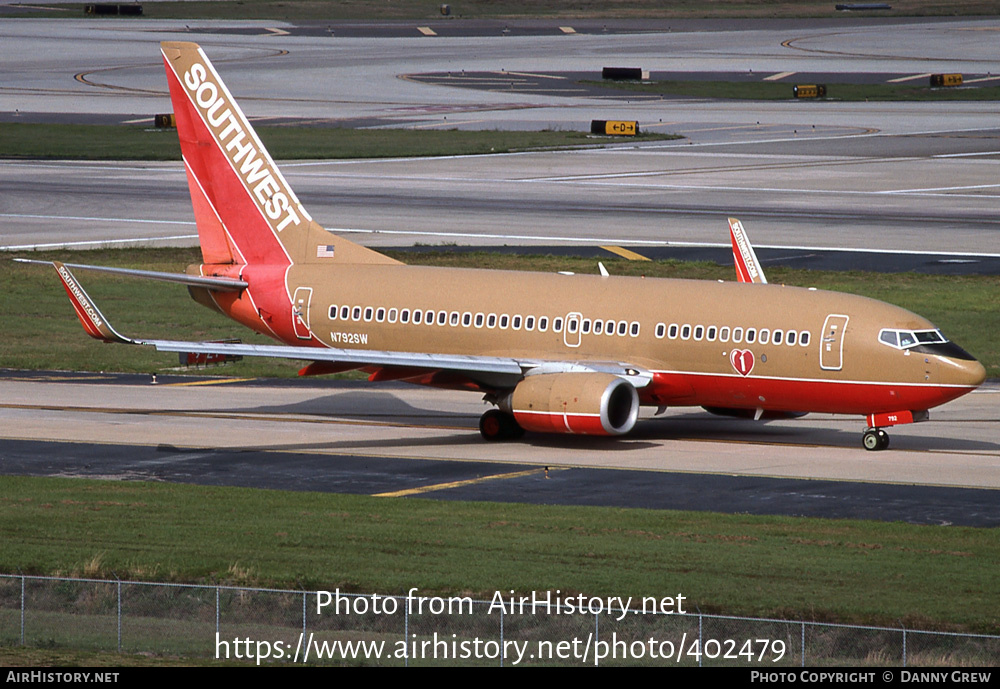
[194,261,985,419]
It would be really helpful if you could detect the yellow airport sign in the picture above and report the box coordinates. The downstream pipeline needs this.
[793,84,827,98]
[930,73,963,87]
[591,120,639,136]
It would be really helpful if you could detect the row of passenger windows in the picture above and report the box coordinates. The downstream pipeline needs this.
[328,305,642,337]
[653,322,811,347]
[327,304,811,347]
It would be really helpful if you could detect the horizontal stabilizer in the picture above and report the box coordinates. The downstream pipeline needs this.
[14,259,247,291]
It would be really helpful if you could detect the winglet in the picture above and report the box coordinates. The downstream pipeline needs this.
[729,217,767,284]
[51,262,137,344]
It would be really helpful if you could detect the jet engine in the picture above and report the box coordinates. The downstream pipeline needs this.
[500,372,639,436]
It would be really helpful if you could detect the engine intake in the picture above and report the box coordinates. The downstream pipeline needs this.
[501,372,639,436]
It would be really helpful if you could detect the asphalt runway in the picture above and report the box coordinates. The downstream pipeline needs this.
[2,17,1000,254]
[1,18,998,527]
[1,371,998,526]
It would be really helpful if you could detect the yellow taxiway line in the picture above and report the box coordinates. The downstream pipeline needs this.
[374,468,550,498]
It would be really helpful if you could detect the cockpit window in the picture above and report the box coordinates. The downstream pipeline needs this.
[916,330,946,344]
[879,328,947,351]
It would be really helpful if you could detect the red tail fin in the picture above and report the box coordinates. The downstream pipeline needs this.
[160,41,399,268]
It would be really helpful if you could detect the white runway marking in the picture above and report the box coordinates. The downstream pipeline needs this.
[3,235,198,251]
[329,227,1000,257]
[886,73,932,83]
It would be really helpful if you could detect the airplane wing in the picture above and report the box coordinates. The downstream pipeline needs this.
[728,217,768,284]
[44,260,652,390]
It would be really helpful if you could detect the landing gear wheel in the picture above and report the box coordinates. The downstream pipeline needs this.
[863,429,890,451]
[479,410,524,441]
[876,429,890,450]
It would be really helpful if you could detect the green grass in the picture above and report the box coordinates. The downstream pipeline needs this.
[0,125,673,162]
[2,249,996,378]
[10,0,1000,20]
[0,476,998,634]
[587,79,1000,102]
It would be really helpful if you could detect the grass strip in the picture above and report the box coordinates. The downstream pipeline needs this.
[2,248,997,378]
[0,125,675,162]
[586,79,1000,101]
[0,475,997,634]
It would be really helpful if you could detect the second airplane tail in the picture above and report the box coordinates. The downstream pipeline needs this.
[160,41,399,268]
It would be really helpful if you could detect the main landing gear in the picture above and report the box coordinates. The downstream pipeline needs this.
[862,428,890,451]
[479,409,525,441]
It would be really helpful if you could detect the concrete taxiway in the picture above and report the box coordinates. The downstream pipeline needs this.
[2,17,1000,254]
[1,372,997,525]
[1,18,998,526]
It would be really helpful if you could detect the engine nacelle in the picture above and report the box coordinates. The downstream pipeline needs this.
[501,372,639,436]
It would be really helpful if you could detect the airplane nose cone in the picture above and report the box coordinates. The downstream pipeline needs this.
[944,356,987,388]
[965,359,987,387]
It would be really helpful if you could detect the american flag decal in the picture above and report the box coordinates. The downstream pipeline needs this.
[316,244,335,258]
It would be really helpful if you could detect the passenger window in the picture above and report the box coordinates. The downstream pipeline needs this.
[340,305,350,320]
[694,325,704,341]
[488,313,497,328]
[475,313,484,328]
[655,323,666,339]
[681,325,691,340]
[401,309,410,324]
[463,312,472,327]
[500,314,510,329]
[388,308,398,323]
[352,306,361,321]
[772,329,782,345]
[425,309,435,325]
[618,321,628,336]
[512,315,522,330]
[786,330,796,345]
[719,326,730,343]
[594,320,603,335]
[329,305,338,320]
[759,329,769,345]
[800,331,810,346]
[746,328,756,344]
[436,310,446,326]
[538,317,549,332]
[605,319,615,336]
[450,311,460,326]
[582,319,591,334]
[525,316,535,331]
[364,307,374,322]
[732,327,743,343]
[413,310,422,325]
[668,324,678,339]
[706,326,717,342]
[630,322,639,337]
[376,308,385,322]
[553,318,563,333]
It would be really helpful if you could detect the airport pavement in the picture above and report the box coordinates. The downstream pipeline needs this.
[1,371,998,525]
[1,18,997,526]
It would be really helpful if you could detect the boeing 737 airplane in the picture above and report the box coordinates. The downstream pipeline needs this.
[26,42,986,450]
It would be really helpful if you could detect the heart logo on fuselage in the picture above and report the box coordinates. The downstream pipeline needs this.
[730,349,754,376]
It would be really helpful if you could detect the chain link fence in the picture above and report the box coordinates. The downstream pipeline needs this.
[1,574,997,666]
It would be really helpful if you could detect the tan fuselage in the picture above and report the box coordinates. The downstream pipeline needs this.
[194,261,984,417]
